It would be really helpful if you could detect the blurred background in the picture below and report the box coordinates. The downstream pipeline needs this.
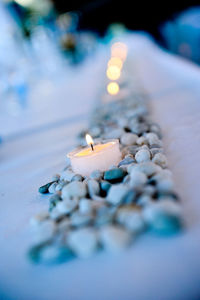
[1,0,200,132]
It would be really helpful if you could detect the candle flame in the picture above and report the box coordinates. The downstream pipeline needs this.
[85,134,94,146]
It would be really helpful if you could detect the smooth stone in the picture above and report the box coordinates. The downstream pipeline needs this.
[136,136,148,146]
[118,156,135,167]
[100,181,111,193]
[128,162,159,177]
[135,149,151,163]
[143,200,181,234]
[104,168,126,182]
[143,185,156,196]
[39,181,55,194]
[99,225,131,252]
[116,205,145,232]
[71,174,83,182]
[31,220,56,244]
[90,170,103,181]
[130,169,147,189]
[87,179,100,197]
[120,133,138,146]
[30,212,49,227]
[39,245,73,264]
[60,170,75,181]
[152,153,167,168]
[79,198,92,214]
[49,194,61,205]
[48,182,57,194]
[57,198,78,214]
[157,179,174,193]
[67,228,98,258]
[70,211,92,227]
[150,148,164,157]
[145,132,162,147]
[55,181,67,192]
[107,184,129,205]
[62,181,87,199]
[149,123,162,138]
[49,207,65,220]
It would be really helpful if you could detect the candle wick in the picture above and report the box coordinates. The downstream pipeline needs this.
[90,143,94,151]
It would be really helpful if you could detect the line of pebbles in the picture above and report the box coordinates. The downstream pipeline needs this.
[29,94,182,264]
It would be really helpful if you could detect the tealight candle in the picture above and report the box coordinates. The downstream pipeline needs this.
[67,135,121,177]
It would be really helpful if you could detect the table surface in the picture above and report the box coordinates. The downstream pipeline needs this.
[1,33,200,300]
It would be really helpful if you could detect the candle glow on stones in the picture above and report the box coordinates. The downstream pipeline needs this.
[67,135,121,176]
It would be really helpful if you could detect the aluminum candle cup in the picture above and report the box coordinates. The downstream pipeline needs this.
[67,138,121,177]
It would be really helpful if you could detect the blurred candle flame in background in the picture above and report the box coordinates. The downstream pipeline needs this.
[107,82,119,95]
[107,57,123,69]
[106,41,128,95]
[106,65,121,80]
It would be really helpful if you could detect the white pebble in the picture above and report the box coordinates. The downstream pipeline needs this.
[121,133,138,146]
[48,182,57,194]
[99,225,131,252]
[62,181,87,199]
[87,179,100,197]
[79,198,92,214]
[116,206,145,232]
[130,169,147,188]
[145,132,162,146]
[107,184,129,205]
[136,136,148,145]
[57,198,78,214]
[31,220,56,244]
[67,228,98,258]
[135,149,151,163]
[152,153,167,168]
[60,170,75,181]
[128,162,160,177]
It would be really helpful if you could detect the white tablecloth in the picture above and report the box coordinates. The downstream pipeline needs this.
[1,33,200,300]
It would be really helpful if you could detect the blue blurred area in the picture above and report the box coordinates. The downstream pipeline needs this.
[161,7,200,64]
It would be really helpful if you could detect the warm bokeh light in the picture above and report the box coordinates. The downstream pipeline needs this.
[107,57,123,69]
[111,42,128,61]
[107,82,119,95]
[106,65,121,80]
[85,134,94,146]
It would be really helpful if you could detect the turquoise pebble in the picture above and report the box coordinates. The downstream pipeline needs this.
[104,168,126,182]
[39,181,55,194]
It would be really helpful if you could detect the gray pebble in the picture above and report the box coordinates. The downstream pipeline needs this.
[48,182,57,194]
[70,211,92,227]
[119,156,135,167]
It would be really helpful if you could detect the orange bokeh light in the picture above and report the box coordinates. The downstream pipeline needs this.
[111,42,128,61]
